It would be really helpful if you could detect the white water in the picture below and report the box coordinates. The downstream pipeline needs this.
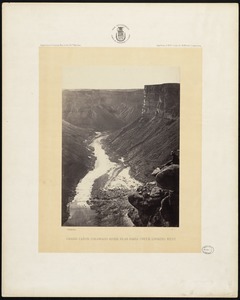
[66,132,141,226]
[72,132,117,208]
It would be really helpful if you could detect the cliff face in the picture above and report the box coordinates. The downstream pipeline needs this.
[128,164,179,227]
[103,83,180,227]
[105,83,180,183]
[142,83,180,119]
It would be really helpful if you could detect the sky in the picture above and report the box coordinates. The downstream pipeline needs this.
[62,66,180,89]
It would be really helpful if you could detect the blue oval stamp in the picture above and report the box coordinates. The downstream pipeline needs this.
[202,245,214,254]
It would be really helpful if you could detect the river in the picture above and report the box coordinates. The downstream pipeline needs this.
[64,132,141,227]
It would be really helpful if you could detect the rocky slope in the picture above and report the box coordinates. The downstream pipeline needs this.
[128,164,179,227]
[102,83,180,226]
[62,120,95,224]
[104,83,180,183]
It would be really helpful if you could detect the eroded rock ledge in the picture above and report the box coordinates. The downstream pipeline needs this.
[128,164,179,227]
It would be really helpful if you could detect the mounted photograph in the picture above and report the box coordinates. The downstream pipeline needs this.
[62,66,180,227]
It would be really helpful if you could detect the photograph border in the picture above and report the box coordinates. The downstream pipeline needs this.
[39,47,202,253]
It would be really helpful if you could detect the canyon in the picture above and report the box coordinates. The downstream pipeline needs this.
[62,83,180,226]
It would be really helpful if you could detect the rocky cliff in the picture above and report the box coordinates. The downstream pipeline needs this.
[142,83,180,119]
[104,83,180,227]
[104,83,180,182]
[128,164,179,227]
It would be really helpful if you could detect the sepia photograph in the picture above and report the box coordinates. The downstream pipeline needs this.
[40,47,201,253]
[62,67,180,227]
[3,2,237,297]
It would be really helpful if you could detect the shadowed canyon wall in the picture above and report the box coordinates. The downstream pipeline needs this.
[105,83,180,182]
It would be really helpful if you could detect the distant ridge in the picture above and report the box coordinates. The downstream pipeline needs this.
[62,89,144,130]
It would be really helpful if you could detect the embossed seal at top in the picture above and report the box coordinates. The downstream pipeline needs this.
[202,245,214,254]
[112,24,130,43]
